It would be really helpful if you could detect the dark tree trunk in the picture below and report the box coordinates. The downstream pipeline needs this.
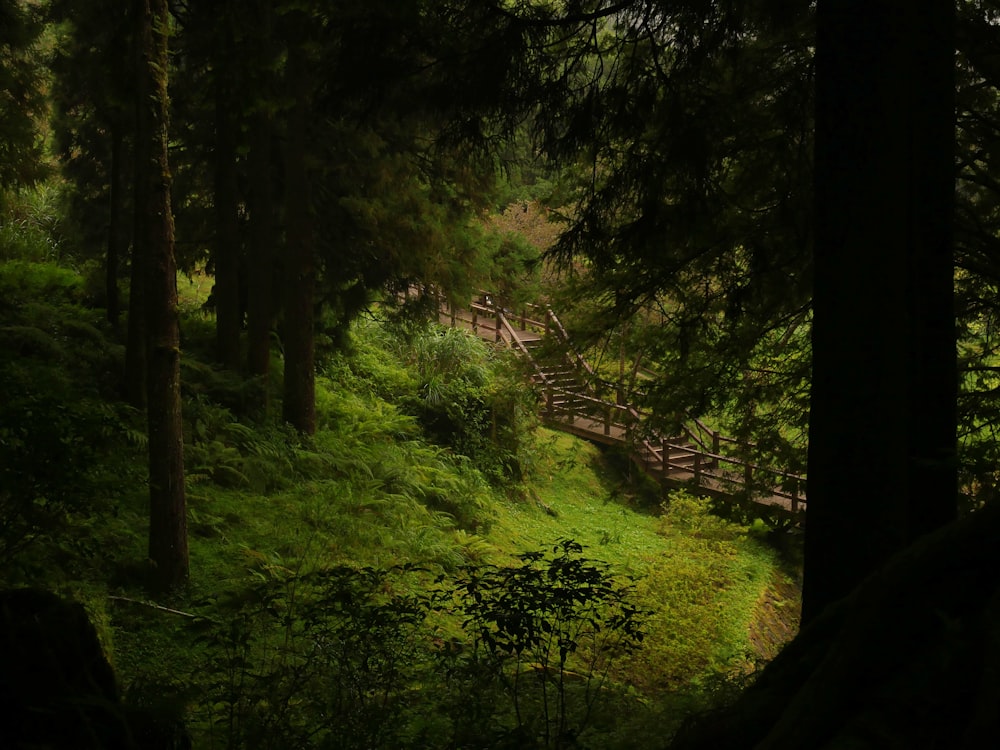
[246,0,276,405]
[139,0,188,590]
[804,0,956,624]
[213,15,243,371]
[281,20,316,435]
[668,502,1000,750]
[106,126,125,328]
[124,0,148,409]
[246,111,275,385]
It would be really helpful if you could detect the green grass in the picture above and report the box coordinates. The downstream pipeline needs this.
[0,217,800,746]
[489,431,789,691]
[123,324,796,744]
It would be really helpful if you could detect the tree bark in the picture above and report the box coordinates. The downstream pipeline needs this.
[213,13,243,371]
[804,0,956,624]
[139,0,188,590]
[105,126,124,328]
[246,0,276,406]
[281,17,317,435]
[668,502,1000,750]
[124,0,148,410]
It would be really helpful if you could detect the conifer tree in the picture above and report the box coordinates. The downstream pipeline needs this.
[136,0,188,590]
[0,0,45,190]
[48,0,134,327]
[805,0,956,622]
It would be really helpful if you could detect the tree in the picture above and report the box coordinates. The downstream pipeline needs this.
[953,0,1000,505]
[210,5,243,372]
[510,1,958,620]
[168,0,247,370]
[0,0,46,191]
[263,0,546,433]
[48,0,135,328]
[279,6,318,434]
[528,1,816,482]
[135,0,188,590]
[244,0,278,401]
[804,0,956,622]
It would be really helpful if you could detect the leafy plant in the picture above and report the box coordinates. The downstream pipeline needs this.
[0,186,65,263]
[439,539,648,749]
[0,277,138,574]
[403,326,538,484]
[195,565,434,750]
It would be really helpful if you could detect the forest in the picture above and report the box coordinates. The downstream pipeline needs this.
[2,0,1000,748]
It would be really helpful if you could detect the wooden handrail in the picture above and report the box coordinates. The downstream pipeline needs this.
[438,293,807,513]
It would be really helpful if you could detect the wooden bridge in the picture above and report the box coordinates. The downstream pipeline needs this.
[433,294,807,520]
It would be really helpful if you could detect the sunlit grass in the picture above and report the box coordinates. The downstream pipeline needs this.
[1,249,801,747]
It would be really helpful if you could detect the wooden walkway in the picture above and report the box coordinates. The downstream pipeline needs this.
[436,295,807,521]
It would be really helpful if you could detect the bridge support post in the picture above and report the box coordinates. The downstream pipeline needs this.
[660,440,669,497]
[604,405,612,436]
[472,309,478,334]
[495,311,502,343]
[693,452,702,486]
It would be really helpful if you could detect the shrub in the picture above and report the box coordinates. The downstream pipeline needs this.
[193,544,648,749]
[0,186,64,263]
[437,539,648,749]
[0,296,136,572]
[404,327,537,485]
[194,565,434,750]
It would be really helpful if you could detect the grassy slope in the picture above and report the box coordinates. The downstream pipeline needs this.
[0,250,800,745]
[116,319,794,698]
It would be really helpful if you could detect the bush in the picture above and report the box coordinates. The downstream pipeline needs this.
[193,544,648,749]
[404,327,537,485]
[0,293,136,572]
[437,539,648,749]
[195,565,435,750]
[0,186,64,263]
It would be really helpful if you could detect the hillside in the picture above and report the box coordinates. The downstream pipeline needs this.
[0,255,800,748]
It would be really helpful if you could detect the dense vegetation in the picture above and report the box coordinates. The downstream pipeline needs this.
[4,0,1000,746]
[0,191,798,747]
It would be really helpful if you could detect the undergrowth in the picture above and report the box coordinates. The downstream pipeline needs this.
[0,202,800,749]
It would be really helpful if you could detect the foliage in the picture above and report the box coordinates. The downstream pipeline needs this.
[0,0,48,187]
[194,565,433,750]
[0,237,794,748]
[401,326,539,485]
[953,1,1000,507]
[192,541,647,750]
[0,185,65,263]
[0,206,141,574]
[439,538,648,749]
[46,0,134,269]
[528,1,815,480]
[626,491,776,692]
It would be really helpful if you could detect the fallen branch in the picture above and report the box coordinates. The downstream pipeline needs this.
[108,595,197,619]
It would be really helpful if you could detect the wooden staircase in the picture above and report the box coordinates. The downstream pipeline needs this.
[431,292,806,519]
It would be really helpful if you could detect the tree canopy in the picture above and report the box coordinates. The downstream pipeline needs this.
[2,0,1000,741]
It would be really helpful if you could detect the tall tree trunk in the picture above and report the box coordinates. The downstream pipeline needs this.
[106,126,124,328]
[805,0,956,624]
[281,19,316,435]
[246,112,275,386]
[139,0,188,590]
[124,0,148,409]
[213,14,242,371]
[246,0,276,406]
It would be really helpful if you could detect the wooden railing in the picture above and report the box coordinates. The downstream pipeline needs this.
[434,292,807,516]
